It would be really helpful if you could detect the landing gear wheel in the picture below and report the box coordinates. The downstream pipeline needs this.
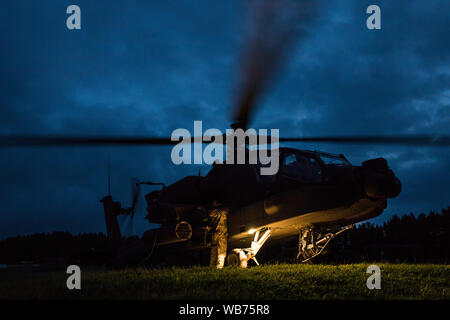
[297,224,354,263]
[226,251,240,266]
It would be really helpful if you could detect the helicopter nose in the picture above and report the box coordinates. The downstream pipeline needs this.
[361,157,401,199]
[363,171,401,199]
[391,177,402,197]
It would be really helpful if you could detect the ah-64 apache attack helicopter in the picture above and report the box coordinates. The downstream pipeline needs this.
[1,1,449,267]
[99,144,404,267]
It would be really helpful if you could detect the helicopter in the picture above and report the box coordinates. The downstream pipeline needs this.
[98,142,402,267]
[1,1,449,267]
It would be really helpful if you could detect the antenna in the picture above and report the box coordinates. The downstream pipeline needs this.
[107,153,111,196]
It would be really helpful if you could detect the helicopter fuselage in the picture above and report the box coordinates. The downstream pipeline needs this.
[141,147,401,250]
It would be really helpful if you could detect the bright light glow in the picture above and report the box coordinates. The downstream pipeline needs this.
[248,228,257,234]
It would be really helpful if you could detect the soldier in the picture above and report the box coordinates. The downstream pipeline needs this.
[209,200,228,269]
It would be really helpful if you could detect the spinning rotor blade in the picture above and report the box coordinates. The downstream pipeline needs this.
[123,178,141,237]
[0,134,225,147]
[232,0,316,129]
[198,134,450,146]
[130,178,141,218]
[123,214,134,238]
[276,135,450,146]
[1,134,449,147]
[0,135,176,147]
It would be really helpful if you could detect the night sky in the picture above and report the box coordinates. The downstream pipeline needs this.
[0,0,449,239]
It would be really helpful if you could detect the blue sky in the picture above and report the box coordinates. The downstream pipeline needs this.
[0,0,449,238]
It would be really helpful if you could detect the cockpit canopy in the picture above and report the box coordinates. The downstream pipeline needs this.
[282,152,322,182]
[318,153,351,166]
[279,148,351,182]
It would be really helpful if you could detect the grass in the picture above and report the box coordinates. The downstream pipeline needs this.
[0,263,448,300]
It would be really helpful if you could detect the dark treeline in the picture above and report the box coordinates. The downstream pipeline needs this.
[322,206,450,263]
[0,207,449,266]
[265,207,450,264]
[0,232,131,265]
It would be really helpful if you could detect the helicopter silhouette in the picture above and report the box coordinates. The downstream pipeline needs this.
[99,144,403,266]
[1,1,449,267]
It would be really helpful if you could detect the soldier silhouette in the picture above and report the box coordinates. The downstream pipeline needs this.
[208,200,228,269]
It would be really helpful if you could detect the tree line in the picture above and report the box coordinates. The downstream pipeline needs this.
[0,207,448,265]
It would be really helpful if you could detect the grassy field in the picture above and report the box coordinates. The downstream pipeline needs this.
[0,263,448,299]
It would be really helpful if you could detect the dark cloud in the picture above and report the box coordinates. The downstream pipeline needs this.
[0,0,448,238]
